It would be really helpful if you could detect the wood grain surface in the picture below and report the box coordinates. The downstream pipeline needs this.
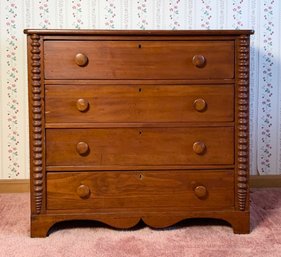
[46,127,234,166]
[44,41,234,79]
[47,170,234,210]
[25,29,252,237]
[45,84,234,123]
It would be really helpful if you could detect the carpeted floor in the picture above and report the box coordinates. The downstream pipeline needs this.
[0,188,281,257]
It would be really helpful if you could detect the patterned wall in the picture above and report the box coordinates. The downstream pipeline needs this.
[0,0,280,178]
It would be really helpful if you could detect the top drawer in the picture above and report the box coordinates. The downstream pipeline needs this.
[44,41,234,80]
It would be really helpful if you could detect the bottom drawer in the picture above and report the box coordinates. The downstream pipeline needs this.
[46,170,234,211]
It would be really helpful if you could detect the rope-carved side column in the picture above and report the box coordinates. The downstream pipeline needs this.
[30,34,43,214]
[236,35,250,211]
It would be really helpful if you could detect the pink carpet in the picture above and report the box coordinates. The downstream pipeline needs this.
[0,188,281,257]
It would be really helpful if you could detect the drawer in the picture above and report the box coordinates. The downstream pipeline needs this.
[44,41,234,80]
[46,170,234,210]
[46,127,234,166]
[45,84,234,123]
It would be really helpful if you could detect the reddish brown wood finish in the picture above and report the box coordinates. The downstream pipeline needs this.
[45,127,234,166]
[28,34,45,215]
[44,41,234,80]
[25,29,253,237]
[45,84,234,123]
[46,170,234,210]
[24,29,254,35]
[235,35,250,211]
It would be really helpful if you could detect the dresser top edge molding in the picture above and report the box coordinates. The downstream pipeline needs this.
[24,29,254,36]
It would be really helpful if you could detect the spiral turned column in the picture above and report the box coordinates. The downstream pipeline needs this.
[236,35,250,211]
[30,34,43,214]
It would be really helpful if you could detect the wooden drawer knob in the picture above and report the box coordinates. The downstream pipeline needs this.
[193,98,207,112]
[192,55,206,68]
[77,184,91,199]
[193,141,206,155]
[75,53,88,67]
[76,142,89,155]
[194,185,207,198]
[76,98,89,112]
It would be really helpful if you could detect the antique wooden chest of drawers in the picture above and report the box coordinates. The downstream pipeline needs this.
[24,29,253,237]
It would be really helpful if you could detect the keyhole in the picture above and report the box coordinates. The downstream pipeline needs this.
[138,44,142,48]
[139,173,144,180]
[139,88,142,92]
[139,131,142,135]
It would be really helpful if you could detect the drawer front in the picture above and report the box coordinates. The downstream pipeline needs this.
[44,41,234,80]
[45,84,234,123]
[46,127,234,166]
[47,170,234,210]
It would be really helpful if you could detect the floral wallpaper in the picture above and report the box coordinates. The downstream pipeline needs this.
[0,0,280,178]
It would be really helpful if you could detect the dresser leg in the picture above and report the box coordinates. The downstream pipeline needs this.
[31,215,55,238]
[227,211,250,234]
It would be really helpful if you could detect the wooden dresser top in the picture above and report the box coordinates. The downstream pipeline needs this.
[24,29,254,36]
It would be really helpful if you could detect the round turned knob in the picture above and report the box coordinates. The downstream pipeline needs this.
[194,185,207,198]
[77,184,91,199]
[76,142,89,155]
[75,53,88,67]
[193,141,206,155]
[76,98,89,112]
[193,98,207,112]
[192,55,206,68]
